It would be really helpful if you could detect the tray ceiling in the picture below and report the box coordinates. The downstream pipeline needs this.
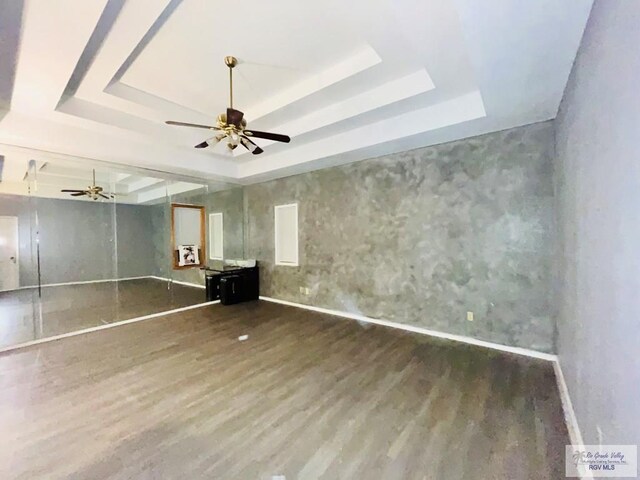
[0,0,593,185]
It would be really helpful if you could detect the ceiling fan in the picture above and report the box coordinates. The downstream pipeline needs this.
[165,56,291,155]
[61,169,115,200]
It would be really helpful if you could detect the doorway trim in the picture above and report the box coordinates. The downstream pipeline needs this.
[0,215,20,291]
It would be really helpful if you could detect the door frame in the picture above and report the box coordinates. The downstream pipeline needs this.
[0,215,20,291]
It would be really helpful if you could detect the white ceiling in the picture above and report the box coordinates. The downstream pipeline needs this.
[0,0,593,185]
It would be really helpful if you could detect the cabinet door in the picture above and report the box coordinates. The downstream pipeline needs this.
[206,275,221,301]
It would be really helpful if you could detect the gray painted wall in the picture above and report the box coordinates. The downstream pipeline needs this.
[0,194,158,285]
[244,121,556,352]
[151,187,245,286]
[114,203,158,279]
[555,0,640,447]
[36,196,117,284]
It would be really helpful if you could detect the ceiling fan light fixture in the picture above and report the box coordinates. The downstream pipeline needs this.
[165,55,290,155]
[195,133,226,149]
[61,169,115,201]
[239,136,264,155]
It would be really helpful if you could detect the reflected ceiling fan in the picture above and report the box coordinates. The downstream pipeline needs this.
[61,169,115,200]
[165,56,290,155]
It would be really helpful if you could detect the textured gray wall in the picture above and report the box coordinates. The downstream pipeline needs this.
[0,194,158,285]
[151,187,245,286]
[114,203,158,279]
[36,196,117,284]
[245,121,556,352]
[555,0,639,447]
[150,202,171,280]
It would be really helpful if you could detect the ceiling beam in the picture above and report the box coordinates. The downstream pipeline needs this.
[125,176,164,193]
[11,0,109,113]
[136,181,204,204]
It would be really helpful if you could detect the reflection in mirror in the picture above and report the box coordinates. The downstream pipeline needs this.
[160,185,246,287]
[209,212,223,260]
[0,147,244,350]
[171,204,205,269]
[0,160,39,347]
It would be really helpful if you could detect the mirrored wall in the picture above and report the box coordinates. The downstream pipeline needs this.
[0,148,244,350]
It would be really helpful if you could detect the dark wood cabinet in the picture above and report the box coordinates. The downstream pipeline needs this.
[205,266,259,304]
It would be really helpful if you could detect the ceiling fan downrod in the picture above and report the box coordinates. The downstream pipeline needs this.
[224,56,237,109]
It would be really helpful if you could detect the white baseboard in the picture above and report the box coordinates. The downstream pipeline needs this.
[148,276,205,289]
[554,360,591,478]
[1,275,206,293]
[0,300,220,354]
[1,275,157,292]
[259,296,557,362]
[553,359,589,449]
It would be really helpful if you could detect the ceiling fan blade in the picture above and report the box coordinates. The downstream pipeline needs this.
[240,135,264,155]
[165,120,219,130]
[98,193,110,199]
[61,189,85,193]
[195,133,226,149]
[243,130,290,143]
[226,108,244,128]
[71,192,87,197]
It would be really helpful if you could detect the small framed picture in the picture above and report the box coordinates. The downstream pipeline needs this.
[178,245,200,266]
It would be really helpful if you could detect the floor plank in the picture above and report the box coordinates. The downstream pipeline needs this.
[0,301,569,479]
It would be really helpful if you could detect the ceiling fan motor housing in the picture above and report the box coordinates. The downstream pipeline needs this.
[217,113,247,129]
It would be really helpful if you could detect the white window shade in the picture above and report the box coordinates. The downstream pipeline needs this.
[174,207,201,246]
[209,212,223,260]
[275,203,299,266]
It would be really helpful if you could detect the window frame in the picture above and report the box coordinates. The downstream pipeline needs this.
[170,203,206,269]
[208,212,224,261]
[274,203,299,267]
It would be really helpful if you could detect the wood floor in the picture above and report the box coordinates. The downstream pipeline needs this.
[0,301,569,479]
[0,278,206,349]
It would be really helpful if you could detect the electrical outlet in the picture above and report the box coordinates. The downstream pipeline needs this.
[466,311,474,322]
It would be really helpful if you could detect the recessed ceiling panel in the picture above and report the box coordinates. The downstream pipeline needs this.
[121,0,368,116]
